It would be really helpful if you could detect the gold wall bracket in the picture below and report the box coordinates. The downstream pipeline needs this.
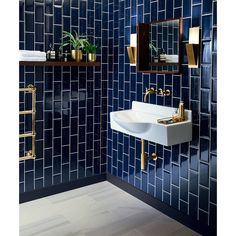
[127,34,137,66]
[127,46,136,65]
[19,84,36,161]
[186,27,200,68]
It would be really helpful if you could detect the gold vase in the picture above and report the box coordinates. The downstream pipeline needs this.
[88,53,96,62]
[71,49,83,62]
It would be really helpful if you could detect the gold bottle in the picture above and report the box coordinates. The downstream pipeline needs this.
[179,101,185,121]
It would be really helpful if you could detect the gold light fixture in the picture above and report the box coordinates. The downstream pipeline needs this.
[127,34,137,66]
[186,27,200,68]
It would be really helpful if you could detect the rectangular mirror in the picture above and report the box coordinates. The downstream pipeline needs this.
[137,18,182,74]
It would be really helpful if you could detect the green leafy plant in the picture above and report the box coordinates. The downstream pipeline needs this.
[60,31,89,50]
[149,42,158,55]
[84,43,98,54]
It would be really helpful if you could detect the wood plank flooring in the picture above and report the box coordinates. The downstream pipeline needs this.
[20,181,200,236]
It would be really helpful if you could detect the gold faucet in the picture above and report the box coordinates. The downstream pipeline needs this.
[141,87,171,170]
[144,87,171,102]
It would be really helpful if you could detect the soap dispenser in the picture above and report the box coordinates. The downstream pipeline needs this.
[172,101,185,122]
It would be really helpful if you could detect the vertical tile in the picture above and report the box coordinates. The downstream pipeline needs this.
[199,186,209,212]
[189,171,198,195]
[200,162,209,187]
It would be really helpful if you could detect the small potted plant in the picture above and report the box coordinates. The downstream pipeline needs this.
[84,43,98,62]
[60,31,88,62]
[149,42,159,63]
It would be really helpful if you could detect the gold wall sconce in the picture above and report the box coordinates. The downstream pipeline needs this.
[186,27,200,68]
[127,34,137,66]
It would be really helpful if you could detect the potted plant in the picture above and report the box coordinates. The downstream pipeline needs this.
[60,31,88,62]
[149,42,159,63]
[84,43,98,62]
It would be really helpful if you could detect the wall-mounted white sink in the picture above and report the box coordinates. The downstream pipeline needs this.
[110,101,192,146]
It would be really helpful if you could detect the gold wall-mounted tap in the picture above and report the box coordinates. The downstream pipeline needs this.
[144,87,171,103]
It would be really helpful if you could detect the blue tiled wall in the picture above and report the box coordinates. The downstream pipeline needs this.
[19,0,216,231]
[107,0,217,231]
[19,0,108,193]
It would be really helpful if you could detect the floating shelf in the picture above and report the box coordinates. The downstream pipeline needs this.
[19,61,100,67]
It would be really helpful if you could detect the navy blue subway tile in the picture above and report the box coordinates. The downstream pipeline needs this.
[158,0,165,11]
[210,154,217,179]
[35,24,44,43]
[163,171,170,193]
[189,193,198,219]
[180,178,188,202]
[192,4,201,27]
[200,162,209,187]
[25,171,34,192]
[189,171,199,195]
[171,185,179,210]
[25,0,34,11]
[211,129,217,154]
[212,79,217,102]
[200,114,210,137]
[191,77,199,101]
[166,0,173,19]
[172,164,179,186]
[203,0,213,14]
[164,150,171,172]
[213,1,217,26]
[174,0,182,7]
[183,0,191,17]
[212,53,217,78]
[190,148,199,172]
[54,6,62,24]
[199,186,209,212]
[202,15,212,40]
[25,33,34,50]
[25,13,34,32]
[180,200,188,215]
[200,138,209,162]
[180,156,188,179]
[163,191,171,205]
[199,210,209,226]
[202,41,211,64]
[53,138,61,156]
[201,90,210,113]
[210,179,217,204]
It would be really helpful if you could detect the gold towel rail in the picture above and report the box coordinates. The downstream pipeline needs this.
[19,84,36,161]
[19,110,34,115]
[19,133,35,138]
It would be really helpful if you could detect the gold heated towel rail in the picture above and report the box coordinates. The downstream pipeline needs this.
[19,84,36,161]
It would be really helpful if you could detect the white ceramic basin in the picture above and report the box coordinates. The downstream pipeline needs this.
[110,101,192,146]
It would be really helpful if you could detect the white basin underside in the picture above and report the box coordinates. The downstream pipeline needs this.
[110,101,192,146]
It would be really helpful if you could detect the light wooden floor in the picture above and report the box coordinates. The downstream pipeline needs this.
[20,181,200,236]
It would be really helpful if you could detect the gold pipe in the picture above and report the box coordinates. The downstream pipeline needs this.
[140,87,171,170]
[141,139,146,170]
[19,110,34,115]
[19,84,37,160]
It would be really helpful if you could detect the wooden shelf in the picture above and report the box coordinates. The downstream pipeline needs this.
[19,61,100,67]
[149,62,179,66]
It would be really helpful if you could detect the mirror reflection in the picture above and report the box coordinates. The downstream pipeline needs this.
[137,18,182,74]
